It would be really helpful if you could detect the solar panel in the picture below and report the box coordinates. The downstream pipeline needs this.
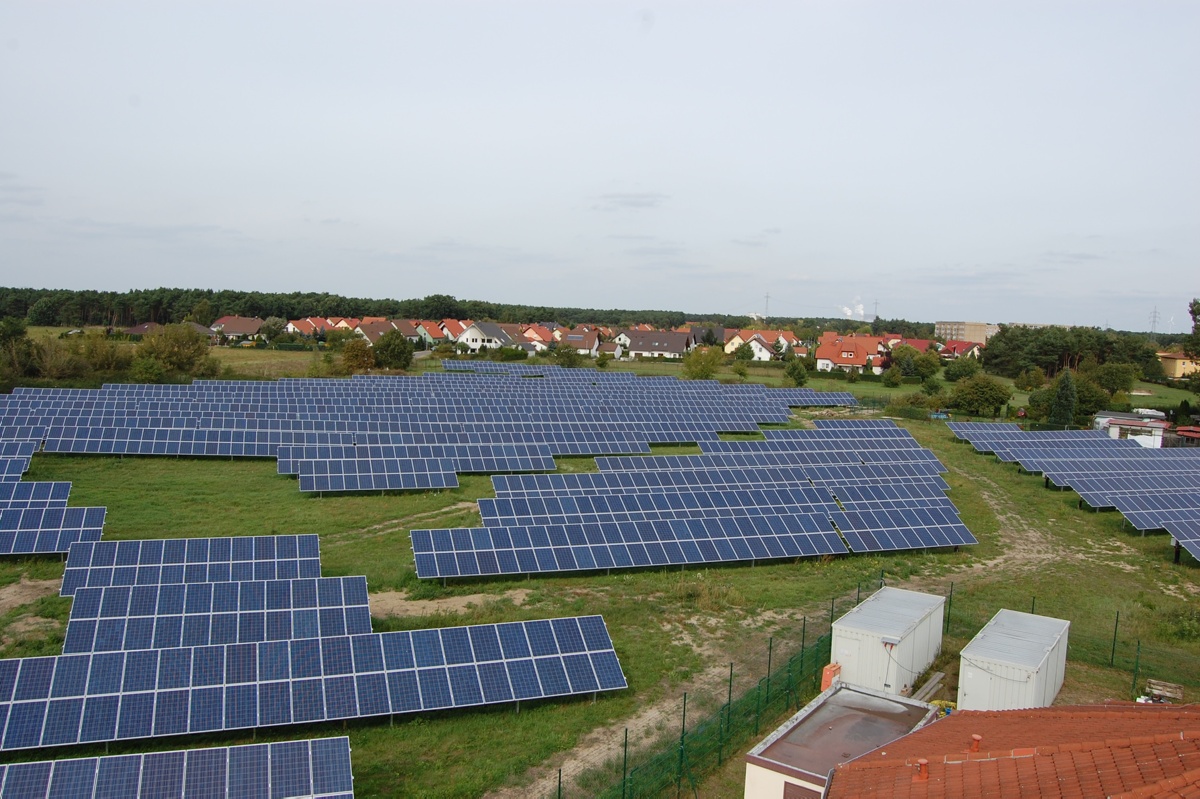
[64,576,372,653]
[0,736,355,799]
[297,459,460,492]
[60,535,323,597]
[0,458,30,482]
[830,507,977,552]
[0,507,105,555]
[412,513,848,578]
[0,481,70,510]
[0,615,625,751]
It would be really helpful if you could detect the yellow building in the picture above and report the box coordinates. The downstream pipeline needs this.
[1157,351,1199,379]
[934,321,1000,343]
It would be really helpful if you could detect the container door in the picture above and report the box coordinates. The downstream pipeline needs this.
[836,637,862,687]
[959,664,993,710]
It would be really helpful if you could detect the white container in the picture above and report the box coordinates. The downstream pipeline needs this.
[831,587,945,696]
[957,609,1070,711]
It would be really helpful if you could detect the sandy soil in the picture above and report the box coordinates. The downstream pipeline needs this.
[0,576,61,614]
[369,588,531,618]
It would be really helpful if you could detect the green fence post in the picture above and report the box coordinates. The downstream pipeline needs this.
[945,582,953,633]
[621,728,628,799]
[829,596,835,630]
[1131,640,1141,700]
[754,680,762,736]
[1110,611,1120,667]
[801,616,807,655]
[676,693,687,797]
[1031,596,1036,614]
[765,637,773,704]
[880,568,885,588]
[856,582,861,604]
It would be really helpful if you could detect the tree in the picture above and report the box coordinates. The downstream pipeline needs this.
[554,345,584,368]
[1048,369,1078,427]
[373,330,414,370]
[943,357,981,382]
[138,324,213,375]
[682,347,724,380]
[341,338,375,372]
[948,374,1013,416]
[1091,362,1138,395]
[187,299,215,326]
[882,366,903,387]
[784,358,808,387]
[26,297,58,327]
[733,343,754,361]
[259,317,287,343]
[595,351,612,369]
[921,376,943,396]
[1014,366,1046,392]
[731,361,748,382]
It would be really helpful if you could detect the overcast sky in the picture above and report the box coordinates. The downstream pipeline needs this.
[2,2,1197,330]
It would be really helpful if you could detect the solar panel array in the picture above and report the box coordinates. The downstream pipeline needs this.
[63,577,373,653]
[949,421,1200,560]
[1,371,857,495]
[0,615,625,752]
[0,736,354,799]
[60,535,324,596]
[413,420,976,578]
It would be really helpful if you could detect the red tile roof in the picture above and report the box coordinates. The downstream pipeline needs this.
[827,704,1200,799]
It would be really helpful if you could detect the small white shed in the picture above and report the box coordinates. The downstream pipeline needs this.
[957,609,1070,711]
[831,587,945,696]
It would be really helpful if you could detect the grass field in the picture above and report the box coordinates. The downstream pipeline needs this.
[3,401,1199,798]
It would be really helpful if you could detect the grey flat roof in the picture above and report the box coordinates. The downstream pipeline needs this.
[748,684,934,778]
[961,609,1070,670]
[833,587,944,639]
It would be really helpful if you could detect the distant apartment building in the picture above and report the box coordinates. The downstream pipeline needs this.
[934,321,1000,343]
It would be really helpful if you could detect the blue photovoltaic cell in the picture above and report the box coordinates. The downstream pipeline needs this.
[0,616,625,751]
[60,535,323,596]
[63,576,372,653]
[0,736,354,799]
[0,507,105,555]
[0,481,71,510]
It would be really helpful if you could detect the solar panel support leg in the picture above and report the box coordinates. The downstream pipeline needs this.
[1175,542,1182,564]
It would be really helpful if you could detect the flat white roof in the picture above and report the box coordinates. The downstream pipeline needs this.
[833,587,945,639]
[961,609,1070,670]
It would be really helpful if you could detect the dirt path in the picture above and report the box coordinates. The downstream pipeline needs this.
[321,502,481,547]
[0,576,61,614]
[370,588,530,618]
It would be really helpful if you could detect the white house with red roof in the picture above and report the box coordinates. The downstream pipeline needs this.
[814,332,886,374]
[940,340,983,360]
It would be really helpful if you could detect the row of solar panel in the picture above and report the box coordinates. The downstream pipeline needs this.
[0,618,626,751]
[61,535,323,596]
[0,736,354,799]
[0,481,70,509]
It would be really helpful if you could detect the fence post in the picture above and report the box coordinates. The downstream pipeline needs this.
[856,582,861,605]
[765,637,773,704]
[1110,611,1120,667]
[829,596,835,630]
[754,680,762,735]
[621,728,628,799]
[880,568,885,588]
[801,616,807,656]
[1131,640,1141,700]
[676,693,687,797]
[945,582,953,633]
[557,769,562,799]
[1031,596,1036,614]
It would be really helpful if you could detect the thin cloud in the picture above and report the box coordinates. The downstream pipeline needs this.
[591,193,670,211]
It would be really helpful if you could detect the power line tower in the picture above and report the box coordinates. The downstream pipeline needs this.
[1150,307,1160,333]
[764,292,770,321]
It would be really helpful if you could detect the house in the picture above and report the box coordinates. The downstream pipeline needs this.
[598,341,624,359]
[440,319,468,342]
[814,333,886,374]
[210,315,264,341]
[940,340,983,360]
[623,331,694,359]
[1158,351,1199,379]
[457,321,521,352]
[124,322,161,336]
[823,703,1200,798]
[556,329,600,357]
[355,320,399,346]
[328,317,361,331]
[522,325,556,345]
[725,329,800,358]
[286,317,336,337]
[407,320,440,346]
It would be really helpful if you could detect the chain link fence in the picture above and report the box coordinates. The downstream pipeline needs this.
[537,580,1200,799]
